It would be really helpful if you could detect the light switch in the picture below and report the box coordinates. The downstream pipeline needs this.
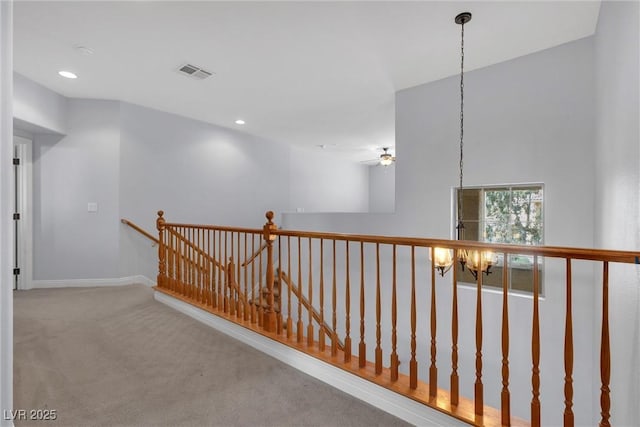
[88,202,98,213]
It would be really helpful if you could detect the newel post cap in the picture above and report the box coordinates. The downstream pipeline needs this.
[263,211,277,241]
[156,210,165,230]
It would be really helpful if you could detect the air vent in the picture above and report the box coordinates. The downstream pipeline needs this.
[176,63,214,80]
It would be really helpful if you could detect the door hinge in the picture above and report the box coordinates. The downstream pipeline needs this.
[13,213,20,220]
[13,158,20,165]
[13,268,20,276]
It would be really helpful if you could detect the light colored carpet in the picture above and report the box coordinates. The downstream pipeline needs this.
[13,285,409,427]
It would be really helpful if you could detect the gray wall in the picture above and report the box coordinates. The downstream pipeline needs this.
[118,102,292,279]
[289,146,369,213]
[14,72,67,135]
[285,37,598,424]
[368,163,394,213]
[594,1,640,425]
[32,100,121,280]
[16,86,372,282]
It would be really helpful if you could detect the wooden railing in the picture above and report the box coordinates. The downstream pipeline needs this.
[279,269,344,350]
[121,218,159,244]
[153,210,640,427]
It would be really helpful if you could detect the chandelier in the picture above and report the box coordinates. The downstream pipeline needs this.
[431,12,495,279]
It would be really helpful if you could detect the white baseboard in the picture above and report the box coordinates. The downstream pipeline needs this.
[30,275,156,290]
[154,291,466,427]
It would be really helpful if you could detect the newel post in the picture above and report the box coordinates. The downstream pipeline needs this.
[156,210,166,289]
[262,211,278,333]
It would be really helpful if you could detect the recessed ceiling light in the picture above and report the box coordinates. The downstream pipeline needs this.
[58,71,78,79]
[235,119,245,125]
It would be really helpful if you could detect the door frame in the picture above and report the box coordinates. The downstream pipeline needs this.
[13,135,32,290]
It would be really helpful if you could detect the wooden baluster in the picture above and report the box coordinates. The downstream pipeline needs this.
[277,236,283,334]
[214,230,219,308]
[297,237,303,343]
[230,233,236,316]
[176,229,182,295]
[180,227,184,295]
[258,236,264,327]
[203,229,208,304]
[250,233,256,323]
[475,257,484,416]
[451,249,459,406]
[344,241,352,363]
[207,230,216,308]
[191,228,196,300]
[202,229,211,306]
[410,246,418,389]
[218,230,223,310]
[200,228,203,302]
[228,257,236,319]
[184,227,188,296]
[196,228,200,301]
[235,232,244,318]
[184,228,189,297]
[224,231,229,313]
[156,211,166,289]
[236,232,241,318]
[187,228,191,296]
[194,227,204,303]
[531,255,541,427]
[188,228,193,299]
[167,227,174,292]
[331,240,338,356]
[209,229,212,305]
[287,236,293,339]
[307,238,314,347]
[195,228,199,302]
[564,258,574,427]
[210,230,215,307]
[244,233,249,321]
[375,243,382,375]
[429,247,437,397]
[319,239,325,351]
[182,227,186,296]
[501,252,511,426]
[198,228,202,303]
[206,229,210,304]
[390,244,399,382]
[359,241,366,368]
[600,262,611,427]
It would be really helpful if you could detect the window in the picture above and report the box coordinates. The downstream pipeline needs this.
[455,185,544,293]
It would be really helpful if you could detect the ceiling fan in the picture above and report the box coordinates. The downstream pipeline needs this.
[361,147,396,166]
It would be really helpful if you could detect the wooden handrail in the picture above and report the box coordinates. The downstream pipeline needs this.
[159,212,640,266]
[279,270,344,351]
[272,228,640,264]
[164,221,262,234]
[121,218,159,244]
[242,242,268,267]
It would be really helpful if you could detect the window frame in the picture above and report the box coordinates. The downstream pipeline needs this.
[451,183,545,296]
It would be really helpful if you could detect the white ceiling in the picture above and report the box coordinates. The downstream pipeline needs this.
[13,1,601,161]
